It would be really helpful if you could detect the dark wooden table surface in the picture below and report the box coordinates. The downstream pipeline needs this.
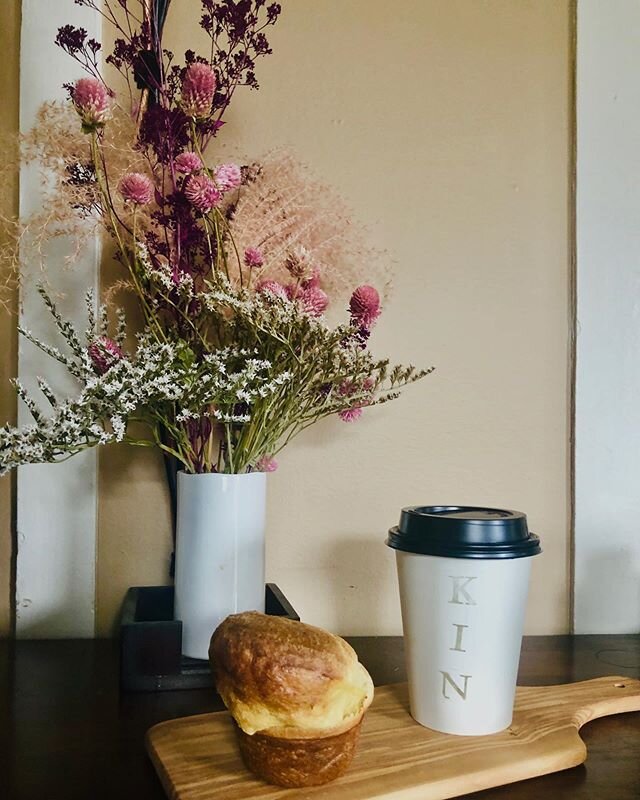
[1,634,639,799]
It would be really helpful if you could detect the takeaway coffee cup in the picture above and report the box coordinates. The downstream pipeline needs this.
[387,506,541,736]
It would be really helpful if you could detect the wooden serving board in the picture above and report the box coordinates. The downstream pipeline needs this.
[146,676,640,800]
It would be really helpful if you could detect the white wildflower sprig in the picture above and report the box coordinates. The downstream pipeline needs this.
[84,288,96,341]
[115,307,127,347]
[136,242,195,299]
[37,285,85,359]
[0,288,293,475]
[193,275,432,471]
[36,377,58,408]
[1,265,430,475]
[12,379,45,423]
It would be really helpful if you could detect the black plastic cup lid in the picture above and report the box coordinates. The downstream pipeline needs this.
[386,505,541,560]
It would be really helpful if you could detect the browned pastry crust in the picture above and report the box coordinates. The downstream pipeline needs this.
[235,718,364,788]
[209,611,370,738]
[209,611,373,786]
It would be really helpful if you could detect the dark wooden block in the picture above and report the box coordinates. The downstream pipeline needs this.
[120,583,299,692]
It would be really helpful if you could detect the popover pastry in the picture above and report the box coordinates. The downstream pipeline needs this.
[209,611,374,787]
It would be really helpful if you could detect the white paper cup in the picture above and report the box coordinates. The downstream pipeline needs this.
[387,506,541,736]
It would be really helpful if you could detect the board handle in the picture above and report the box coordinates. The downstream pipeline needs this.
[526,675,640,729]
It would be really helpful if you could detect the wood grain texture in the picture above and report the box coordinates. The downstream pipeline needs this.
[146,676,640,800]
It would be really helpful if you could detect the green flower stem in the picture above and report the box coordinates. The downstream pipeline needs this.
[153,286,209,349]
[187,122,235,284]
[201,213,218,276]
[215,208,244,288]
[212,212,230,282]
[89,135,166,344]
[224,423,235,473]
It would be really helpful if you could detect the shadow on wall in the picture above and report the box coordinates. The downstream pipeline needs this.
[575,549,640,634]
[324,536,399,634]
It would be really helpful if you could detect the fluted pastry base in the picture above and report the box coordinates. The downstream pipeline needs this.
[236,718,363,787]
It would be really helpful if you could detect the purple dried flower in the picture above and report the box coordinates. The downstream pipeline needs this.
[349,285,381,330]
[138,106,190,162]
[72,77,110,131]
[88,336,124,375]
[354,326,371,349]
[256,280,288,300]
[174,152,203,174]
[302,269,321,290]
[184,174,222,213]
[267,4,282,23]
[243,247,264,268]
[336,378,374,422]
[298,286,329,317]
[56,25,88,54]
[118,172,154,205]
[214,163,242,192]
[255,455,278,472]
[181,62,217,119]
[338,407,363,423]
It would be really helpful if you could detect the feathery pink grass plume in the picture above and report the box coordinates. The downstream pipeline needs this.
[180,63,217,119]
[227,153,391,308]
[119,172,154,205]
[185,174,221,213]
[72,77,110,131]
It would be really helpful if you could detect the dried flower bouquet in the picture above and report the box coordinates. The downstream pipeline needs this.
[0,0,431,476]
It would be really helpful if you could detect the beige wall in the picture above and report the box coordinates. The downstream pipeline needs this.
[2,0,573,637]
[0,0,21,637]
[97,0,573,636]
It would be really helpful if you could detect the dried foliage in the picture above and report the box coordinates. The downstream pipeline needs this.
[0,0,431,475]
[226,151,391,309]
[0,101,143,308]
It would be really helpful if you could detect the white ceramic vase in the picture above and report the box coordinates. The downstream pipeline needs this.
[174,471,266,659]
